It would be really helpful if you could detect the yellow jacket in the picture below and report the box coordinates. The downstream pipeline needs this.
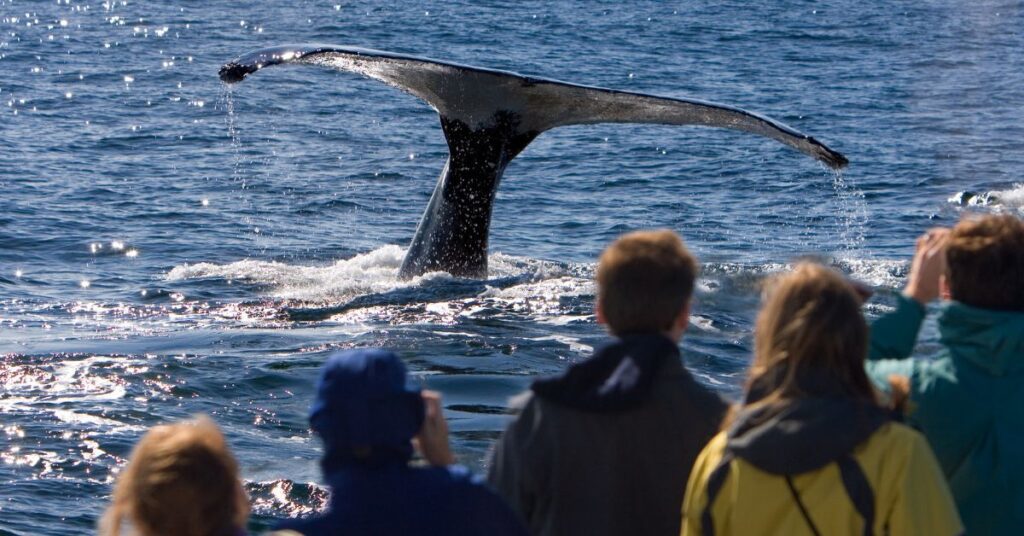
[682,422,962,535]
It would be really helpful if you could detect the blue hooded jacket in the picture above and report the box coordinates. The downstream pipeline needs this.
[275,349,527,536]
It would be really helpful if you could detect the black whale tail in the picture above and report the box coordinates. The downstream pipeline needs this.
[397,114,539,279]
[220,45,848,279]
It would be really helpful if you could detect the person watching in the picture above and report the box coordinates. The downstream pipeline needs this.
[488,229,727,536]
[682,262,962,535]
[272,348,527,536]
[867,214,1024,535]
[100,416,250,536]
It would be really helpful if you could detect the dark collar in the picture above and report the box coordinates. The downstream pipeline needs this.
[727,398,889,474]
[531,333,680,412]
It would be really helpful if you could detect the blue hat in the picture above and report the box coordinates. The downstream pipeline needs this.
[309,349,424,467]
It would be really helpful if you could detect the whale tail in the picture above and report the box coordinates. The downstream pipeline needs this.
[220,45,848,279]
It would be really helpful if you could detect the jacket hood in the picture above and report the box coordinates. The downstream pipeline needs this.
[309,349,424,469]
[531,333,679,412]
[939,301,1024,376]
[727,397,889,474]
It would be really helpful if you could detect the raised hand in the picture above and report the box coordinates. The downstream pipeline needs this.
[904,228,950,305]
[413,390,456,467]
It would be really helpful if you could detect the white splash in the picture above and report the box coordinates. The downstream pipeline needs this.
[167,245,412,301]
[989,183,1024,212]
[164,245,910,325]
[165,246,584,303]
[690,314,719,333]
[833,258,908,289]
[948,183,1024,214]
[527,334,593,354]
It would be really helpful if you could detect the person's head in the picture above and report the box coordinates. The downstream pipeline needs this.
[746,262,875,405]
[945,214,1024,311]
[101,416,248,536]
[596,229,698,338]
[309,349,424,471]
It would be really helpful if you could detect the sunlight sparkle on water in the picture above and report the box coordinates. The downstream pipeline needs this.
[80,279,90,288]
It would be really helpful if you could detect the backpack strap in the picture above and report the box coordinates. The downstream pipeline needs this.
[836,454,875,536]
[700,451,734,536]
[784,475,823,536]
[703,451,876,536]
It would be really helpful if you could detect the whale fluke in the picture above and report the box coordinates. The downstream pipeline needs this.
[220,45,848,278]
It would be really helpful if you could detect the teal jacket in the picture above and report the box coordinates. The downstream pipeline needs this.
[867,294,1024,536]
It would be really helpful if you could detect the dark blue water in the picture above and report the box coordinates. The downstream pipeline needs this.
[2,1,1023,534]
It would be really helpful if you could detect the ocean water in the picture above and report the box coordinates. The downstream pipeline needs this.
[2,0,1023,534]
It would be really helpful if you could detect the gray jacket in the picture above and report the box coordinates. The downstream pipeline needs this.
[487,336,727,536]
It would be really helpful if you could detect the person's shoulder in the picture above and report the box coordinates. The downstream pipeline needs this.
[414,463,491,489]
[506,389,534,413]
[405,464,502,507]
[502,389,552,431]
[691,430,730,475]
[704,429,728,453]
[857,421,932,465]
[439,464,515,502]
[671,365,730,415]
[689,375,729,408]
[513,388,573,423]
[864,421,963,534]
[492,389,558,465]
[441,463,480,483]
[874,420,926,443]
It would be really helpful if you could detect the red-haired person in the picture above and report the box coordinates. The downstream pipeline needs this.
[101,416,249,536]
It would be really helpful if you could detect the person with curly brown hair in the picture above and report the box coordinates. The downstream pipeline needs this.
[867,214,1024,535]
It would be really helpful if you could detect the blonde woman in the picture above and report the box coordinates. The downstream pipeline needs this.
[682,263,962,536]
[101,416,249,536]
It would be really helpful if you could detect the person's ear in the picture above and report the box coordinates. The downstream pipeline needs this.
[596,299,606,325]
[939,275,952,300]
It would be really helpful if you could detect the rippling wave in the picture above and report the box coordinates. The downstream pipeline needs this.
[3,0,1022,533]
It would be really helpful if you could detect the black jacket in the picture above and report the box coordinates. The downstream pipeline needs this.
[487,334,728,536]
